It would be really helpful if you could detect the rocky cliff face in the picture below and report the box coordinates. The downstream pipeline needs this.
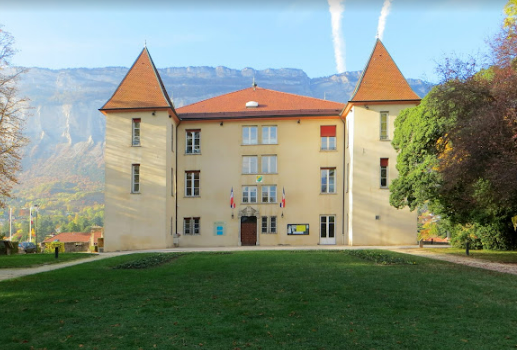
[14,66,433,198]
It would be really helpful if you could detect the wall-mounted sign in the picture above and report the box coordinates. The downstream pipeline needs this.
[287,224,309,235]
[256,175,263,183]
[214,222,225,236]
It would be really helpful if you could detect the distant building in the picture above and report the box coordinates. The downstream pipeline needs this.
[99,40,419,251]
[42,227,103,252]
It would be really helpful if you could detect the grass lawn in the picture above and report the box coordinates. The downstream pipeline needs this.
[0,253,98,268]
[2,250,517,349]
[425,248,517,263]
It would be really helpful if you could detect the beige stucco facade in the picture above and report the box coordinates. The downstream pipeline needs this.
[176,117,345,247]
[104,110,178,251]
[345,103,418,245]
[101,41,421,251]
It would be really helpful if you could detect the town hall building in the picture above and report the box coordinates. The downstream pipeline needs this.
[99,40,420,251]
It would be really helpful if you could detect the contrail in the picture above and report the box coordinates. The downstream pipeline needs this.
[327,0,346,73]
[376,0,392,41]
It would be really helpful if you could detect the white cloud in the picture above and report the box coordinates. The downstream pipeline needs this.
[376,0,392,41]
[327,0,346,73]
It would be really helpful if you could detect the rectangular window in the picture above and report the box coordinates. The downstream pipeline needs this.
[132,118,141,146]
[261,216,277,234]
[184,217,200,235]
[186,129,201,154]
[261,155,277,174]
[261,216,268,233]
[380,112,389,140]
[321,168,336,193]
[320,125,336,150]
[171,124,174,152]
[242,156,258,174]
[262,126,277,144]
[261,185,277,203]
[131,164,140,193]
[242,186,257,203]
[185,171,200,197]
[380,158,389,188]
[242,126,258,145]
[270,216,277,233]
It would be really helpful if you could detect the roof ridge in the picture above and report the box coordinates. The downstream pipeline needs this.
[257,86,343,104]
[100,47,174,111]
[144,47,174,109]
[349,39,420,103]
[177,86,343,111]
[177,86,256,109]
[349,38,380,101]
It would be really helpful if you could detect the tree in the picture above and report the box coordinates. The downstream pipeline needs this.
[391,21,517,249]
[504,0,517,27]
[0,26,29,207]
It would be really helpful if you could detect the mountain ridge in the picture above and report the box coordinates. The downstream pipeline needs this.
[11,65,433,208]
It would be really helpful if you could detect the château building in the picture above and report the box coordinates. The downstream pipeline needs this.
[99,40,420,251]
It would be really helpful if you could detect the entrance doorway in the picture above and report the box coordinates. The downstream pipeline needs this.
[240,216,257,246]
[320,215,336,245]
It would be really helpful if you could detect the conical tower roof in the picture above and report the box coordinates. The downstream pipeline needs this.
[101,47,173,110]
[350,39,420,102]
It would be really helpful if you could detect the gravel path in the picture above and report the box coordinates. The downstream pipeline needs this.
[1,246,517,282]
[391,248,517,276]
[0,252,132,282]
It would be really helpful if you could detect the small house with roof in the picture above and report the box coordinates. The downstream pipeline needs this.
[99,40,418,251]
[41,227,103,252]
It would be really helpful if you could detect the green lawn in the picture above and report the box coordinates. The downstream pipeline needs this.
[0,253,98,268]
[425,247,517,263]
[2,250,517,349]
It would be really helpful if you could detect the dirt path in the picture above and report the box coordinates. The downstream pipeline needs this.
[391,248,517,276]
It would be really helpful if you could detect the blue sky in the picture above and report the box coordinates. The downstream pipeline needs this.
[1,0,508,83]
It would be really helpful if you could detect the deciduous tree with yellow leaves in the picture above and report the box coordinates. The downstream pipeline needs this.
[391,9,517,249]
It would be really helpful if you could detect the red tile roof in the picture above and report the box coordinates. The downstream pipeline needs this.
[350,39,420,102]
[43,232,90,244]
[100,47,173,110]
[176,87,344,119]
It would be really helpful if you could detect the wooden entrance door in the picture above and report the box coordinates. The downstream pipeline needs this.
[240,216,257,246]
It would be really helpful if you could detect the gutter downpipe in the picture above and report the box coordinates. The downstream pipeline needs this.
[340,111,347,245]
[175,119,179,238]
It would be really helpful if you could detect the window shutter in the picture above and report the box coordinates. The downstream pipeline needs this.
[320,125,336,137]
[380,158,389,167]
[186,129,201,132]
[133,118,141,123]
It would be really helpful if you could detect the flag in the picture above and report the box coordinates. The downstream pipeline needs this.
[230,187,236,208]
[280,187,286,208]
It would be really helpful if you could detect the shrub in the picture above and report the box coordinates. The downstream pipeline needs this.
[45,242,65,253]
[113,253,181,270]
[449,222,516,250]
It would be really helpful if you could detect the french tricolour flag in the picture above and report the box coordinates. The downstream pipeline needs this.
[230,187,236,208]
[280,187,286,208]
